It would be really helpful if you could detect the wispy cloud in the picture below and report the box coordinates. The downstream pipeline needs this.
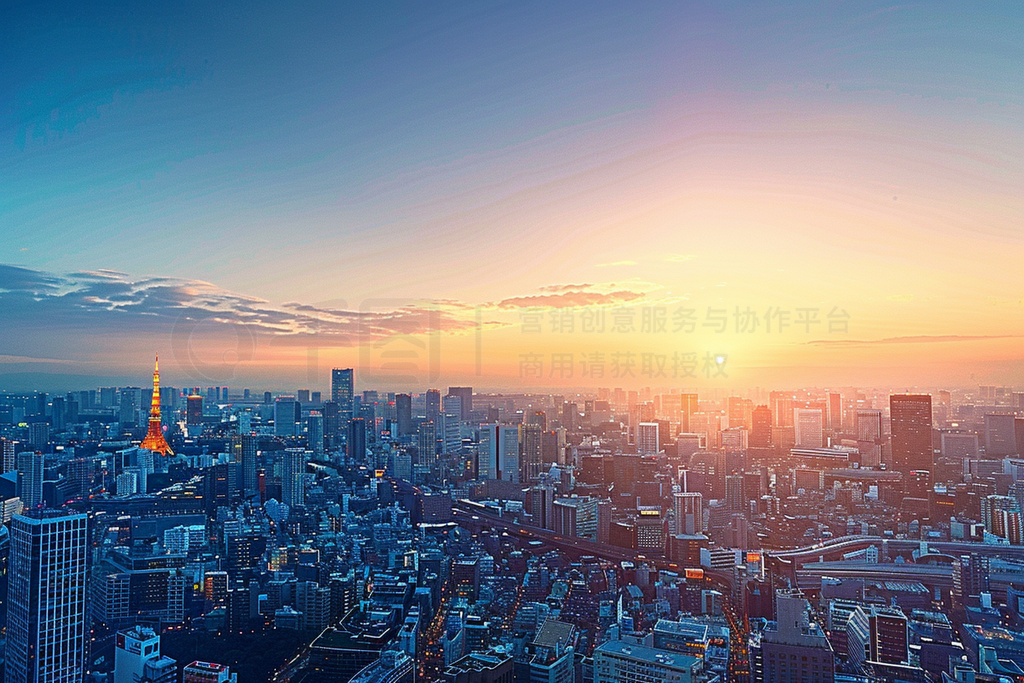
[807,334,1023,347]
[0,265,481,358]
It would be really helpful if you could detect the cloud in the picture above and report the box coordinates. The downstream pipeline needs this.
[667,254,697,262]
[0,265,481,360]
[493,284,648,309]
[0,264,63,291]
[807,334,1023,347]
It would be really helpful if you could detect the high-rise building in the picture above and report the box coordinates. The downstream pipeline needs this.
[521,423,543,482]
[396,394,413,436]
[725,474,745,513]
[890,394,932,473]
[307,412,325,457]
[281,448,306,508]
[673,491,703,535]
[794,409,823,448]
[827,392,842,431]
[241,434,259,499]
[1,437,16,474]
[186,394,204,428]
[680,393,699,433]
[416,420,437,467]
[856,409,882,441]
[984,413,1018,457]
[500,426,520,483]
[6,512,88,683]
[119,387,142,433]
[424,389,441,424]
[322,401,341,446]
[750,406,773,448]
[17,451,44,511]
[331,368,354,422]
[447,387,473,421]
[140,355,173,456]
[846,605,909,671]
[756,591,835,683]
[274,396,298,437]
[348,418,367,461]
[114,626,177,683]
[636,422,660,455]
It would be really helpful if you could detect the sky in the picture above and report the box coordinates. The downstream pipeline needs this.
[2,1,1024,392]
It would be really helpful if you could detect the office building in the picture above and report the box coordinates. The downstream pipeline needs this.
[114,626,178,683]
[349,417,368,461]
[985,413,1018,457]
[890,394,932,473]
[6,512,88,683]
[282,448,306,509]
[274,396,299,437]
[396,394,413,436]
[182,661,237,683]
[17,451,44,511]
[636,422,660,454]
[673,491,703,535]
[593,640,701,683]
[794,409,823,448]
[447,387,473,421]
[756,591,835,683]
[240,433,259,499]
[331,368,354,422]
[846,605,909,670]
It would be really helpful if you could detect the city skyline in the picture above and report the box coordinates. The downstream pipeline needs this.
[4,2,1024,390]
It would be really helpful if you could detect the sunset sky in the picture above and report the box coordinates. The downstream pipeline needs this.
[3,2,1023,391]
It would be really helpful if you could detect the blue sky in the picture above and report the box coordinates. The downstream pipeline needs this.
[2,2,1023,389]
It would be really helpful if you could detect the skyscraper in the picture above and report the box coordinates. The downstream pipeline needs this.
[984,413,1017,457]
[140,355,173,456]
[1,437,16,474]
[331,368,354,422]
[17,451,44,511]
[889,394,932,473]
[281,448,306,508]
[348,417,367,461]
[186,394,204,430]
[274,396,298,437]
[636,422,660,454]
[750,405,773,448]
[6,511,88,683]
[447,387,473,421]
[241,433,259,499]
[756,590,835,683]
[424,389,441,424]
[321,401,340,447]
[673,491,703,535]
[794,409,823,448]
[395,393,413,436]
[521,423,543,482]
